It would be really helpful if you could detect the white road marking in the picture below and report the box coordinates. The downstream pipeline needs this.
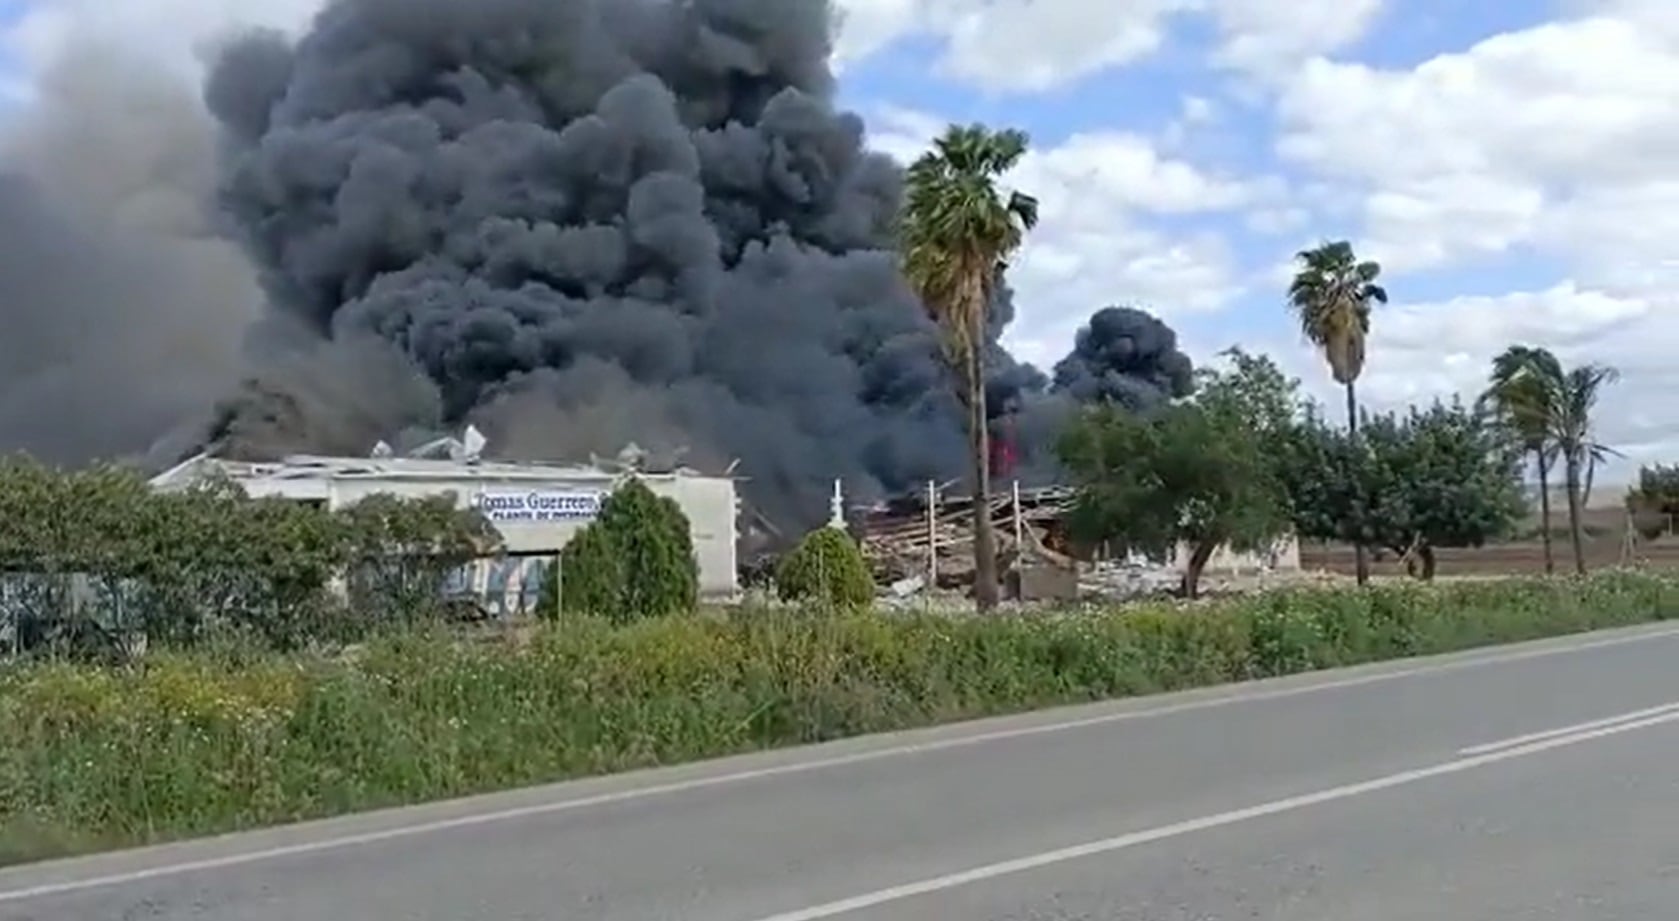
[749,708,1679,921]
[1458,699,1679,755]
[2,624,1677,903]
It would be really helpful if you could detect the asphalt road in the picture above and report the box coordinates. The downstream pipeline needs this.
[6,623,1679,920]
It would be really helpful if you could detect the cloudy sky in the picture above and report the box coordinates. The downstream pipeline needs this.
[1,0,1673,479]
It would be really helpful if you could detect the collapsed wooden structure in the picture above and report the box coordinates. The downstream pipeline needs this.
[854,482,1081,591]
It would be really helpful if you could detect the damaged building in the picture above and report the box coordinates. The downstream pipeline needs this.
[148,429,740,614]
[855,481,1301,601]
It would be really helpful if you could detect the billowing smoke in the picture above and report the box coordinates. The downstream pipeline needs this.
[202,0,978,526]
[0,1,1205,535]
[1050,306,1194,410]
[979,305,1194,485]
[0,42,260,467]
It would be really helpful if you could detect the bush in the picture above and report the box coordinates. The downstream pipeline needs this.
[3,571,1674,863]
[0,459,495,659]
[539,477,697,623]
[544,523,622,620]
[775,527,875,609]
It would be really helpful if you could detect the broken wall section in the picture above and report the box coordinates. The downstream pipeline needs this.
[856,482,1302,603]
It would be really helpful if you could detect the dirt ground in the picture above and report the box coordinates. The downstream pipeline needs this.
[1298,536,1679,577]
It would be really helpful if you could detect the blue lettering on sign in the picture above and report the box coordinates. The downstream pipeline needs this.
[471,490,602,522]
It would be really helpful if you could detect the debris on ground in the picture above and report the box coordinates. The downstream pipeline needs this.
[855,484,1082,601]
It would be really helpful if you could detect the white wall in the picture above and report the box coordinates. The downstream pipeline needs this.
[330,475,739,596]
[643,477,738,596]
[161,463,740,597]
[1163,534,1301,574]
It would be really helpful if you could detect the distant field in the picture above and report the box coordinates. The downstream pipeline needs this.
[1300,537,1679,576]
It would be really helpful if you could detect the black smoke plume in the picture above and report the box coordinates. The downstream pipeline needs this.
[980,304,1194,486]
[203,0,977,526]
[0,3,1206,535]
[1050,306,1194,410]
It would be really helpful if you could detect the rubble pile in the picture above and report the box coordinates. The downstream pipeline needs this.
[845,484,1315,607]
[1078,559,1182,599]
[855,485,1079,595]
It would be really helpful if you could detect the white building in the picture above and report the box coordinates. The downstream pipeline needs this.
[148,451,740,601]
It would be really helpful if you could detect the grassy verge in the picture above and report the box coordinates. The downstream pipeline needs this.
[2,571,1675,866]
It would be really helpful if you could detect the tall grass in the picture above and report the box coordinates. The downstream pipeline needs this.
[2,571,1673,865]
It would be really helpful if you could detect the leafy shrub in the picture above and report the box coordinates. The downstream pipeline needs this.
[775,527,875,609]
[339,493,497,628]
[0,458,498,658]
[4,572,1674,863]
[544,523,621,620]
[540,478,697,623]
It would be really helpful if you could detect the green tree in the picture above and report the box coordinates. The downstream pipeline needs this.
[540,478,697,623]
[1553,364,1620,573]
[1057,370,1290,598]
[338,493,499,625]
[1282,400,1526,579]
[1478,346,1618,574]
[775,527,875,610]
[1627,464,1679,539]
[547,523,623,620]
[1197,347,1304,456]
[1482,345,1565,573]
[0,459,494,656]
[899,123,1039,611]
[1287,240,1387,585]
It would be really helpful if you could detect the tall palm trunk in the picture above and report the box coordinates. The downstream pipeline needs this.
[1563,447,1587,575]
[1535,450,1554,575]
[966,340,999,610]
[1344,379,1369,585]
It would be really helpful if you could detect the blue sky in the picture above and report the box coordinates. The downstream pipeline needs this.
[810,0,1678,478]
[0,0,1673,474]
[835,0,1564,366]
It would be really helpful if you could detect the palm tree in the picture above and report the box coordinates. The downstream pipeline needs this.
[1484,345,1564,574]
[1551,363,1619,574]
[1481,347,1618,575]
[899,124,1039,610]
[1287,240,1387,585]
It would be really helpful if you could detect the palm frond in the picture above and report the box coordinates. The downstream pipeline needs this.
[1285,240,1383,385]
[898,123,1037,351]
[1481,344,1564,452]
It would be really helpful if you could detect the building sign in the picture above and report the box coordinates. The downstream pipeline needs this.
[472,490,603,523]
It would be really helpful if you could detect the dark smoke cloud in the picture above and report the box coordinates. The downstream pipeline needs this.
[1050,305,1194,411]
[202,0,983,526]
[0,42,260,467]
[205,323,446,459]
[0,1,1206,533]
[980,304,1196,488]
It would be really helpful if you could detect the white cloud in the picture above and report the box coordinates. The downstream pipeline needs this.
[3,0,319,88]
[1267,4,1679,474]
[831,0,1196,91]
[1003,228,1239,367]
[865,105,1250,367]
[830,0,922,65]
[3,0,1253,382]
[1245,205,1308,235]
[1275,8,1679,278]
[1160,94,1218,150]
[1019,131,1261,215]
[1179,95,1215,123]
[16,0,1667,473]
[874,106,1260,214]
[1263,284,1677,476]
[830,0,1386,92]
[1208,0,1385,80]
[933,0,1189,92]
